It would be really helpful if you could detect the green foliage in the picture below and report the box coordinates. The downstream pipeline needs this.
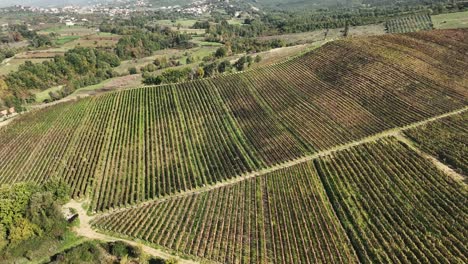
[214,46,228,58]
[111,241,129,258]
[8,218,41,245]
[52,241,103,263]
[128,67,138,75]
[115,28,192,60]
[0,180,71,259]
[235,56,247,71]
[2,47,120,103]
[43,178,71,204]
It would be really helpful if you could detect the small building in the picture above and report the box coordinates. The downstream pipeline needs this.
[65,20,75,26]
[0,109,8,117]
[8,107,15,114]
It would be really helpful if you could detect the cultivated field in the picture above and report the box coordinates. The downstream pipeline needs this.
[93,161,358,263]
[92,138,467,263]
[405,111,467,176]
[386,14,433,33]
[0,29,466,213]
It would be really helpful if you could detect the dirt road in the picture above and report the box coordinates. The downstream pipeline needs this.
[64,200,199,264]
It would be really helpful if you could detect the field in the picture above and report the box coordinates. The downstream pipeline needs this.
[93,160,358,263]
[432,11,468,29]
[258,24,386,45]
[405,111,467,176]
[0,57,51,76]
[38,25,98,36]
[386,14,433,33]
[92,138,467,263]
[0,29,466,213]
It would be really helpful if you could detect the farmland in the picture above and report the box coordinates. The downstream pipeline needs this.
[316,138,467,263]
[405,111,467,176]
[92,161,358,263]
[92,138,467,263]
[386,14,433,33]
[0,29,466,213]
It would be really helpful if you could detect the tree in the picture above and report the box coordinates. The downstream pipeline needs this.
[217,60,231,73]
[143,75,164,85]
[215,47,228,58]
[255,55,262,63]
[8,218,41,245]
[195,67,205,79]
[235,56,247,71]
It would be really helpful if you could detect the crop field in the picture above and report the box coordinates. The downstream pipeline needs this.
[316,138,467,263]
[386,14,433,33]
[92,138,467,263]
[92,161,358,263]
[405,111,467,176]
[0,29,466,212]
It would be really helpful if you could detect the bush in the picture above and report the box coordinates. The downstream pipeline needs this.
[128,67,138,75]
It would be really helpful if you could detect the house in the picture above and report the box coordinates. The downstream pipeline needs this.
[65,20,75,26]
[0,109,8,117]
[8,107,15,114]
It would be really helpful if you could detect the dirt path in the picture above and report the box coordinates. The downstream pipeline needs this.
[98,106,468,217]
[64,200,199,264]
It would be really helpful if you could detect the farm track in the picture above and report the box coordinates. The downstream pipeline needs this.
[65,199,198,264]
[94,105,468,218]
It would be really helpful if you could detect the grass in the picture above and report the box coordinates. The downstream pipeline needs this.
[0,58,51,76]
[56,36,80,45]
[31,232,87,264]
[34,85,63,103]
[72,79,113,95]
[157,19,198,28]
[39,25,97,36]
[432,11,468,29]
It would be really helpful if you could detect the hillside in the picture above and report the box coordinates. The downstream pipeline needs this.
[0,29,467,213]
[92,138,467,263]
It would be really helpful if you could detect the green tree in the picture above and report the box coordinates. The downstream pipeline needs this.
[215,47,228,58]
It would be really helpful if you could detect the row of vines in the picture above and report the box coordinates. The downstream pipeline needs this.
[92,161,358,263]
[92,137,468,263]
[0,29,466,211]
[315,138,467,263]
[405,111,467,176]
[386,14,433,33]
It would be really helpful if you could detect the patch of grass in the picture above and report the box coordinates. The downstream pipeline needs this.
[56,36,80,45]
[34,85,63,103]
[0,58,51,76]
[432,11,468,29]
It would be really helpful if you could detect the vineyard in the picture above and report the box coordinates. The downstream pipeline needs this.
[405,111,467,176]
[315,138,468,263]
[92,138,468,263]
[0,29,467,212]
[386,14,433,33]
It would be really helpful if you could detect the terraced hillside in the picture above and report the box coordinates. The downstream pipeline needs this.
[0,29,467,212]
[92,138,468,263]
